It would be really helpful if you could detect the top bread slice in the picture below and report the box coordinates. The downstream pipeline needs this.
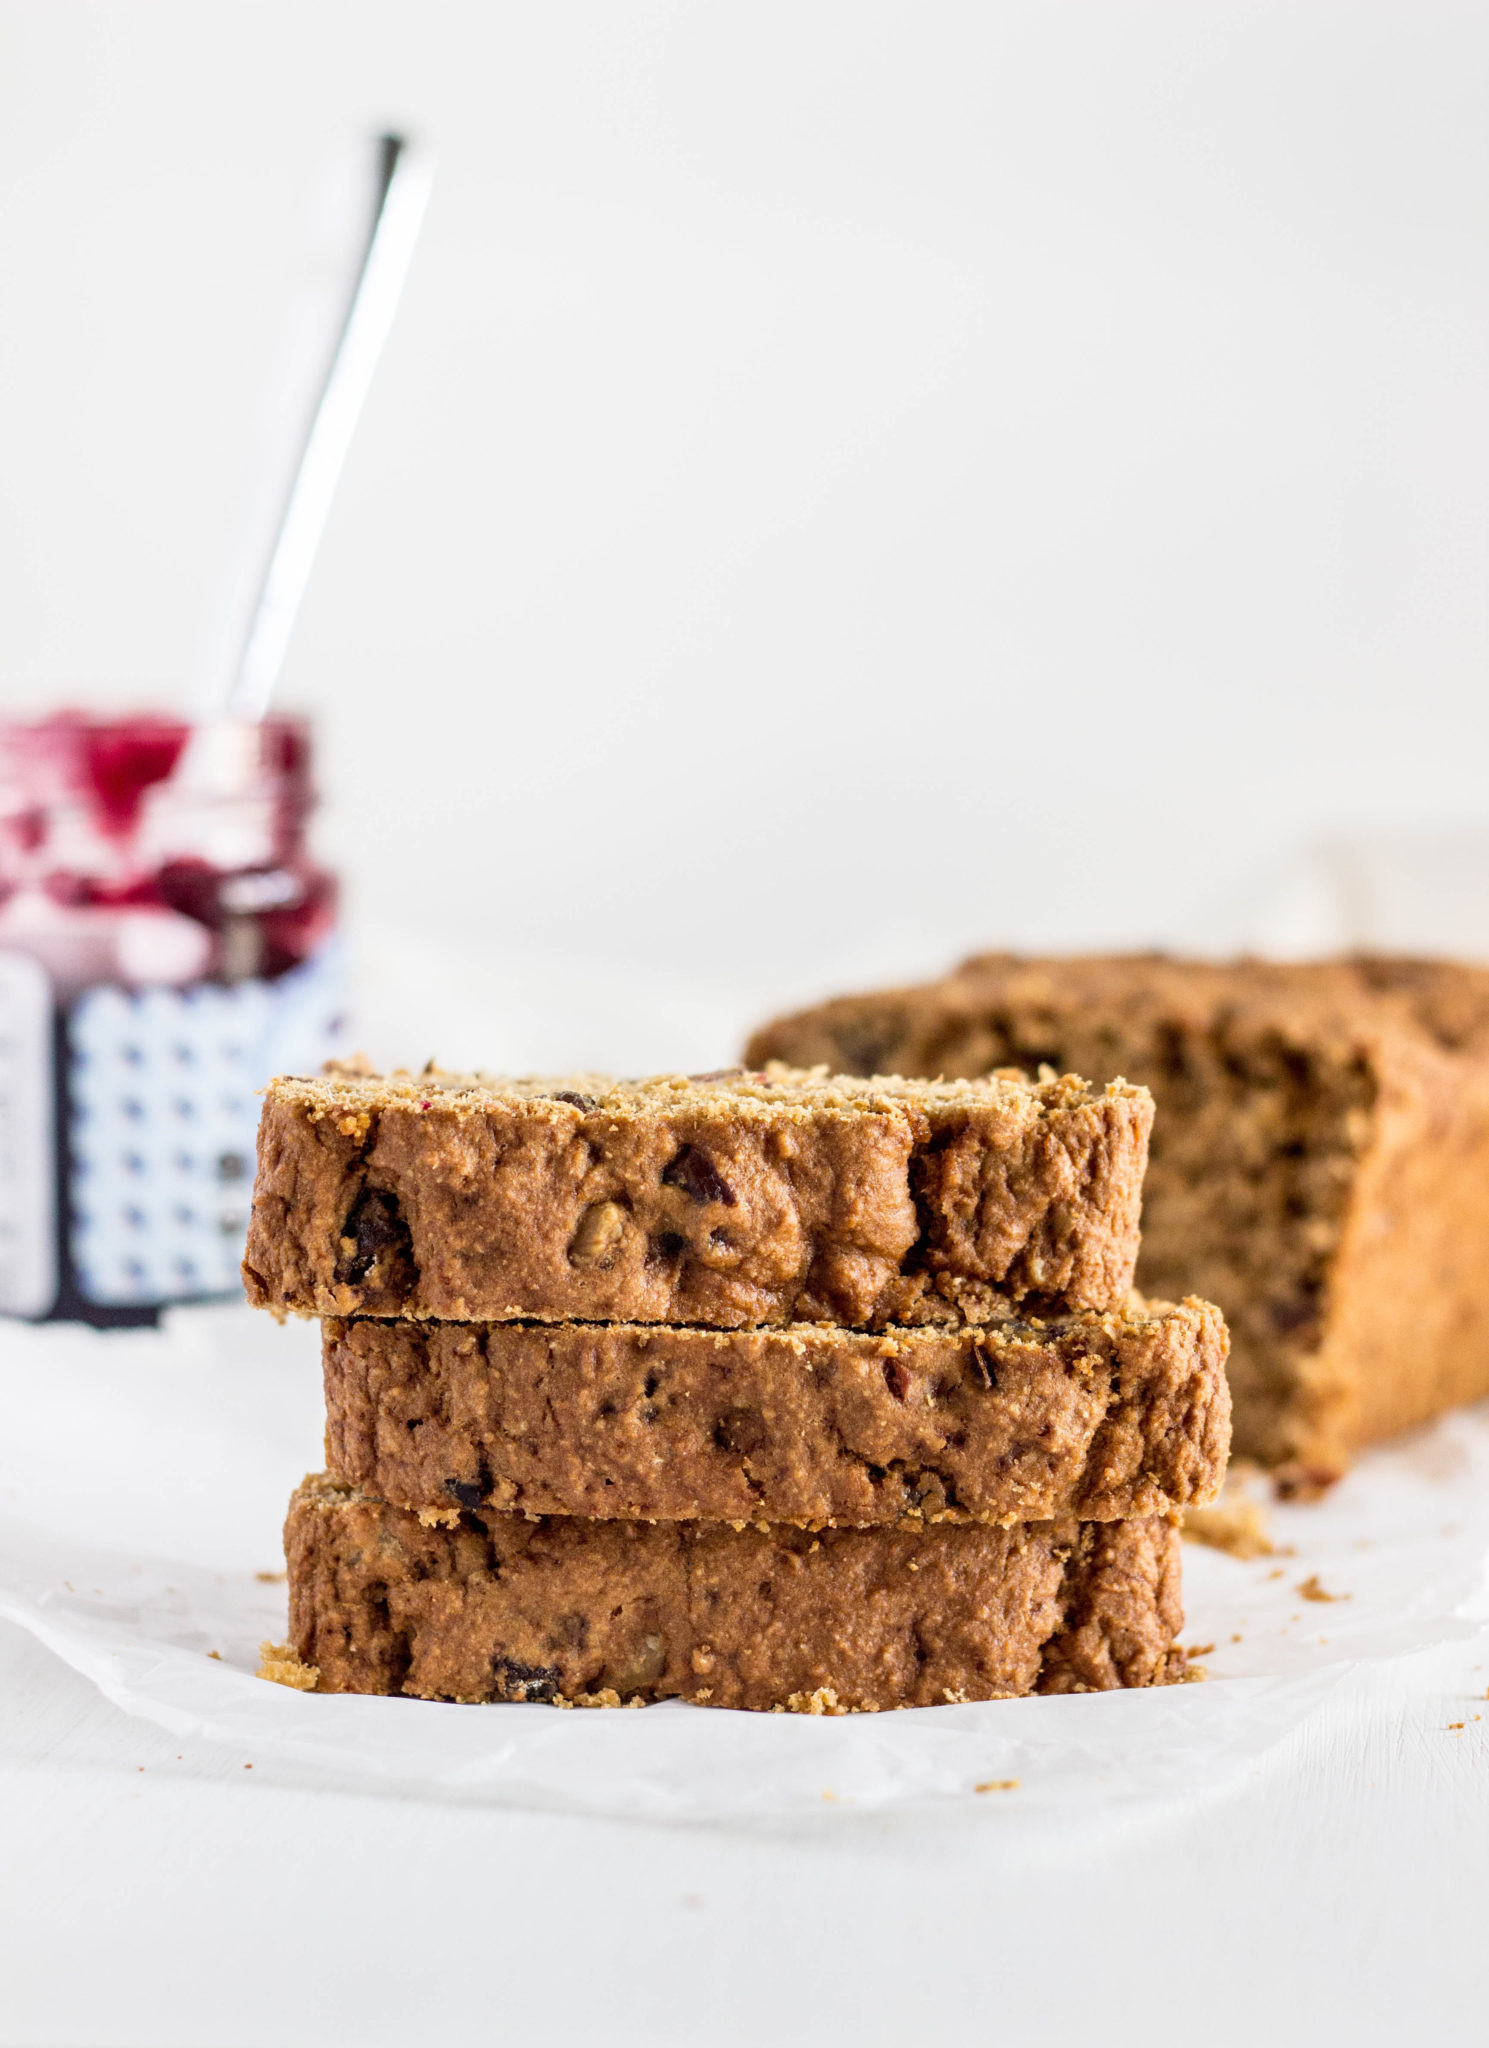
[243,1062,1152,1327]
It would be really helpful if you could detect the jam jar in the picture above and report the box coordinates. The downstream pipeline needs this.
[0,712,343,1324]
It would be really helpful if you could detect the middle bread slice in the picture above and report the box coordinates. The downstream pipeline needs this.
[323,1296,1229,1528]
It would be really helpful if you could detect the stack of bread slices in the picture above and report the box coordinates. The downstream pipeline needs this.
[246,1063,1230,1712]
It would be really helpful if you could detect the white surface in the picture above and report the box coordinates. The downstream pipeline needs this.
[1,1309,1488,2045]
[0,1612,1486,2048]
[4,2,1489,1035]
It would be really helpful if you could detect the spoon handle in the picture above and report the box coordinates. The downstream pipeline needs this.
[199,132,433,723]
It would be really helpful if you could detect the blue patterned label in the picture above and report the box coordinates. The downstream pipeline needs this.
[65,942,345,1306]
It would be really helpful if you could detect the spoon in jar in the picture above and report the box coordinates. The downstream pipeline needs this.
[172,130,433,804]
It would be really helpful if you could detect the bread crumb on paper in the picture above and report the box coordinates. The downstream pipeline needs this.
[1182,1497,1273,1561]
[257,1641,320,1691]
[1297,1574,1349,1603]
[786,1686,842,1716]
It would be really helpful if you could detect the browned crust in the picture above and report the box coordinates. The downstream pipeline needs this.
[322,1298,1229,1528]
[285,1475,1185,1711]
[745,953,1489,1472]
[244,1063,1152,1327]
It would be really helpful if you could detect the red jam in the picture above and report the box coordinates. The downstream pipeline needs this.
[0,712,336,990]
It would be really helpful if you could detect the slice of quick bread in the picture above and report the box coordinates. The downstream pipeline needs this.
[321,1296,1229,1528]
[282,1473,1186,1711]
[245,1063,1153,1328]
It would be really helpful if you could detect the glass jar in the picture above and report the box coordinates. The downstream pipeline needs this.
[0,711,343,1324]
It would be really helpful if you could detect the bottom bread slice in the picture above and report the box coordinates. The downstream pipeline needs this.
[284,1474,1185,1711]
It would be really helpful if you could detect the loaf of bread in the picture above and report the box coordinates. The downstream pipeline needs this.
[245,1063,1153,1328]
[747,952,1489,1484]
[283,1473,1185,1711]
[322,1296,1229,1527]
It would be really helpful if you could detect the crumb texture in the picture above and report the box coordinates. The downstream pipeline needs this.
[285,1474,1183,1712]
[746,953,1489,1471]
[322,1297,1229,1527]
[244,1062,1152,1328]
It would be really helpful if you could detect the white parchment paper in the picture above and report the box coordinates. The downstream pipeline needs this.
[2,1305,1487,1822]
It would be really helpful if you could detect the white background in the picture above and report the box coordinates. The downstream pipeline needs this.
[4,9,1489,2043]
[4,1,1489,1063]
